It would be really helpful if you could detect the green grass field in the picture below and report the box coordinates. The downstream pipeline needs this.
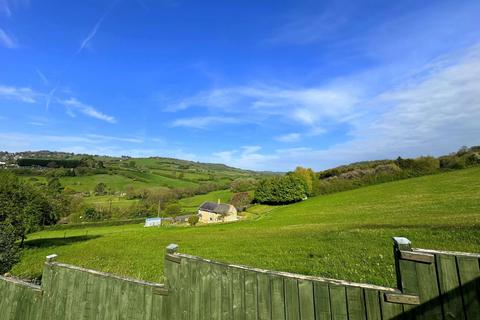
[12,168,480,287]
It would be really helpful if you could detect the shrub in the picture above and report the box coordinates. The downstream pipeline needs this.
[83,207,102,221]
[164,203,182,216]
[291,167,316,196]
[94,182,107,196]
[188,215,199,226]
[230,192,252,211]
[440,156,466,170]
[230,178,258,192]
[254,175,307,204]
[0,223,21,274]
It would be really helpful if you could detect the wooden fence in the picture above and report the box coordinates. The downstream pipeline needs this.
[0,237,479,319]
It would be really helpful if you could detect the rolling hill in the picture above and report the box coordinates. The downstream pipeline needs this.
[12,167,480,287]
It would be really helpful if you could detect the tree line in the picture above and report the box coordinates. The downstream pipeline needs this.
[253,146,480,204]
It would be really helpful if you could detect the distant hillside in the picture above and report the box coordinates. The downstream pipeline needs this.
[1,150,271,221]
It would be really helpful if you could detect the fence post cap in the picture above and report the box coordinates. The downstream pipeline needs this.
[166,244,179,254]
[392,237,411,245]
[46,254,58,262]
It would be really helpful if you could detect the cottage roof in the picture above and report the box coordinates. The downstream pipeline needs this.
[198,201,234,215]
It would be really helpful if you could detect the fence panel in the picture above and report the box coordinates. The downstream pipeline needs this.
[0,237,479,319]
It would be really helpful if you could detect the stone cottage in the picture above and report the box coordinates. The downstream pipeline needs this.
[197,201,238,223]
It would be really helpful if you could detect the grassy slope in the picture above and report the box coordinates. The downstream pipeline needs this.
[13,168,480,287]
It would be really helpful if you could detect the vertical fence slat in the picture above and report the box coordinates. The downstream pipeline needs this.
[221,265,233,320]
[271,276,286,320]
[232,268,245,320]
[257,273,271,320]
[179,257,190,320]
[190,259,200,320]
[244,270,258,319]
[165,256,180,320]
[414,258,442,319]
[329,285,348,320]
[314,282,331,320]
[284,277,300,320]
[436,254,465,319]
[200,261,212,320]
[364,289,381,320]
[210,264,222,320]
[298,280,314,320]
[456,256,480,319]
[346,286,366,320]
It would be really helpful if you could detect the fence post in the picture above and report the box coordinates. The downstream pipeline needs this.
[165,244,180,319]
[393,237,419,295]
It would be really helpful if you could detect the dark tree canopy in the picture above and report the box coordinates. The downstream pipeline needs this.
[254,175,307,204]
[0,171,63,273]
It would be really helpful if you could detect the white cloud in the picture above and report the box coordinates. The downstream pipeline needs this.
[171,116,241,129]
[78,0,118,53]
[0,131,193,161]
[0,85,37,103]
[84,134,143,144]
[60,97,116,123]
[167,85,360,127]
[0,28,17,48]
[275,133,301,143]
[211,145,279,171]
[0,84,117,123]
[207,46,480,171]
[79,16,104,52]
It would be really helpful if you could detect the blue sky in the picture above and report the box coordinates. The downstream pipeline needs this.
[1,0,480,171]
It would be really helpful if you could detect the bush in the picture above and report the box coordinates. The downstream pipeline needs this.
[254,175,307,204]
[290,167,316,196]
[83,207,103,221]
[0,223,21,274]
[188,215,199,226]
[230,192,252,211]
[230,178,257,192]
[439,156,466,170]
[94,182,107,196]
[164,203,182,215]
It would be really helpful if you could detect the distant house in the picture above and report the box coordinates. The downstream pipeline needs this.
[198,201,238,223]
[144,217,162,227]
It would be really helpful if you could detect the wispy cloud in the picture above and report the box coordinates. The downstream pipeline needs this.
[0,131,191,161]
[171,116,242,129]
[212,145,278,170]
[35,68,50,86]
[209,45,480,170]
[60,97,116,123]
[0,28,17,48]
[167,84,360,127]
[275,133,301,143]
[78,0,118,53]
[0,132,143,153]
[0,85,38,103]
[0,84,116,123]
[84,134,143,144]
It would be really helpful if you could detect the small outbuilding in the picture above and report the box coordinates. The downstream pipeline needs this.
[198,201,238,223]
[144,217,162,227]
